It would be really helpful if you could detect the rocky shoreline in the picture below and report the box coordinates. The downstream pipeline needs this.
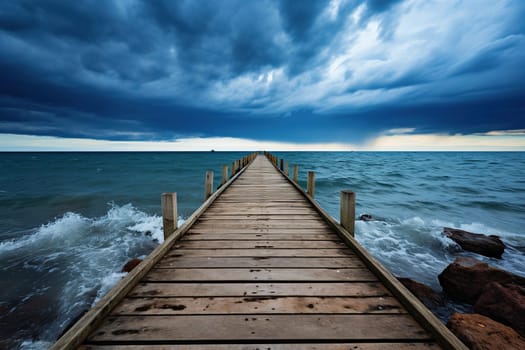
[397,227,525,349]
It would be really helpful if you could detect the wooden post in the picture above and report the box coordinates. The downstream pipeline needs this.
[161,193,177,239]
[340,190,356,237]
[231,161,235,177]
[285,161,289,176]
[222,165,228,185]
[205,171,213,199]
[293,165,298,183]
[280,159,284,171]
[307,171,315,197]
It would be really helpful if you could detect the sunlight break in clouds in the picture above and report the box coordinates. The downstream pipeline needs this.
[1,133,524,152]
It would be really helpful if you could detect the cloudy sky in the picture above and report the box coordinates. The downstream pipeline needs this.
[0,0,524,150]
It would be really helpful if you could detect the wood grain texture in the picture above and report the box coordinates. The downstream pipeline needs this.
[84,344,441,350]
[173,240,346,249]
[112,296,405,315]
[143,268,378,282]
[128,282,392,298]
[182,233,340,240]
[88,314,431,342]
[156,257,364,268]
[163,248,355,257]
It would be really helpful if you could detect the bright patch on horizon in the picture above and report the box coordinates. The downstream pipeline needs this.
[1,132,524,152]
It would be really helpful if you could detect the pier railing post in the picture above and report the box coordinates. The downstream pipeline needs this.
[280,159,284,171]
[205,171,214,199]
[161,192,177,239]
[222,165,228,185]
[293,165,298,183]
[285,161,289,176]
[340,190,355,237]
[307,171,315,197]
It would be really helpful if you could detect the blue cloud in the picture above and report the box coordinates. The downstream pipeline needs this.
[0,0,524,144]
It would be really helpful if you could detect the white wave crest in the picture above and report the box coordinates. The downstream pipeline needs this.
[1,203,173,347]
[355,216,525,289]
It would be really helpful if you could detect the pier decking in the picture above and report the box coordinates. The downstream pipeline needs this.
[53,154,466,349]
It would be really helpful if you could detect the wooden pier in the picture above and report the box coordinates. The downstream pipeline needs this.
[53,153,466,350]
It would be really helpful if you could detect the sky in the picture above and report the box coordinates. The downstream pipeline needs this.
[0,0,524,151]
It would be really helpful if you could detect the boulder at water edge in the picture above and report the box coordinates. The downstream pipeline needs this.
[397,277,444,309]
[438,257,525,303]
[121,258,143,273]
[474,282,525,337]
[444,227,505,258]
[359,214,374,221]
[447,313,525,350]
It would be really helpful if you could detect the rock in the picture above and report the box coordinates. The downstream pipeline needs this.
[121,258,143,273]
[447,313,525,350]
[397,277,444,308]
[359,214,374,221]
[444,227,505,258]
[438,257,525,303]
[474,282,525,337]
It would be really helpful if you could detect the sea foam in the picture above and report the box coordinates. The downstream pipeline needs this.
[0,203,178,348]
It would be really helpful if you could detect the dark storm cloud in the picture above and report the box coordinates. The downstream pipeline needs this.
[0,0,524,144]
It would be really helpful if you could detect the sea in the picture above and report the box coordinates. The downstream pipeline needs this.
[0,151,524,349]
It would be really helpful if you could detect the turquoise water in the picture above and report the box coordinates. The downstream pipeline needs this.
[1,151,524,348]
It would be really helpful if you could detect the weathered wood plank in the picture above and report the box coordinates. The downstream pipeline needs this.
[204,210,319,215]
[193,222,330,229]
[156,257,364,268]
[186,228,333,234]
[208,203,314,207]
[112,296,406,315]
[143,268,378,282]
[165,249,354,257]
[182,233,340,241]
[88,315,431,342]
[199,215,322,220]
[84,343,441,350]
[174,240,346,249]
[129,282,392,298]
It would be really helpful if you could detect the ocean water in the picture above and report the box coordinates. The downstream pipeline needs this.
[1,151,524,348]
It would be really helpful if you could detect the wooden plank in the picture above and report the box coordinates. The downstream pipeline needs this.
[208,202,313,207]
[186,228,333,234]
[113,296,406,315]
[165,249,354,257]
[88,314,432,342]
[143,268,378,282]
[84,343,441,350]
[174,240,346,249]
[204,210,319,215]
[156,257,364,268]
[198,215,322,220]
[129,282,392,298]
[182,233,340,241]
[218,196,305,200]
[192,223,331,229]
